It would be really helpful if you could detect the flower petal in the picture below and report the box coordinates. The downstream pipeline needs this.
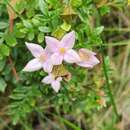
[77,56,100,68]
[25,42,44,58]
[51,53,63,65]
[42,74,54,84]
[64,49,81,63]
[23,58,42,72]
[45,36,60,53]
[61,31,75,49]
[51,80,61,93]
[57,77,62,82]
[43,60,53,73]
[44,47,52,56]
[89,55,100,65]
[79,48,96,56]
[76,61,93,68]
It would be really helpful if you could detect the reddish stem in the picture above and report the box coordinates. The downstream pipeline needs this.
[8,18,20,81]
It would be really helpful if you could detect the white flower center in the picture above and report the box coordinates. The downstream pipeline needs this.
[39,53,46,63]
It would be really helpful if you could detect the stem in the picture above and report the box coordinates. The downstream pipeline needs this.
[9,18,14,32]
[104,28,130,32]
[89,40,130,47]
[101,46,120,120]
[8,56,19,81]
[6,0,23,20]
[6,0,20,81]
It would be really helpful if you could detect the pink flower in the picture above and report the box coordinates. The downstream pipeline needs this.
[45,31,80,65]
[76,48,100,68]
[42,74,62,92]
[23,42,53,73]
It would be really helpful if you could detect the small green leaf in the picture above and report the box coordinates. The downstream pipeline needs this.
[5,33,17,47]
[0,59,6,72]
[99,6,110,16]
[0,53,3,60]
[38,32,44,43]
[32,18,40,26]
[0,38,4,44]
[27,31,35,41]
[26,9,35,18]
[39,26,51,33]
[95,26,104,35]
[70,0,82,7]
[0,22,8,29]
[0,78,7,93]
[61,22,71,31]
[0,44,10,56]
[23,20,33,29]
[38,0,48,15]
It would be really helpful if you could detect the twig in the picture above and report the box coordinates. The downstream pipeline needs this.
[8,56,19,81]
[7,0,20,81]
[90,40,130,47]
[6,0,23,20]
[104,28,130,32]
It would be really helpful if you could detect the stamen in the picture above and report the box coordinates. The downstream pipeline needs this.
[59,48,66,54]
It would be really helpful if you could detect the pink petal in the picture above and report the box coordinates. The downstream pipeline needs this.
[45,36,60,53]
[51,53,63,65]
[42,74,54,84]
[61,31,75,49]
[79,48,96,56]
[43,60,53,73]
[51,80,61,92]
[76,62,93,68]
[57,77,62,82]
[77,56,100,68]
[64,49,81,63]
[23,58,42,72]
[25,42,44,58]
[44,47,53,56]
[89,55,100,65]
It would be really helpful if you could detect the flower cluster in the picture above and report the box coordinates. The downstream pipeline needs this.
[23,31,100,92]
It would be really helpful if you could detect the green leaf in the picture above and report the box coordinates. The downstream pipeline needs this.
[0,59,6,72]
[99,6,110,16]
[0,22,8,29]
[26,9,35,18]
[32,18,40,26]
[38,32,44,43]
[9,94,25,100]
[0,38,4,44]
[23,20,33,29]
[0,78,7,93]
[39,26,51,33]
[0,44,10,56]
[0,53,3,60]
[27,31,35,41]
[0,32,4,37]
[38,0,48,15]
[61,22,71,31]
[70,0,83,7]
[95,26,104,35]
[5,33,17,47]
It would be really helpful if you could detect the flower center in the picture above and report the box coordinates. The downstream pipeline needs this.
[39,54,46,63]
[59,48,66,54]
